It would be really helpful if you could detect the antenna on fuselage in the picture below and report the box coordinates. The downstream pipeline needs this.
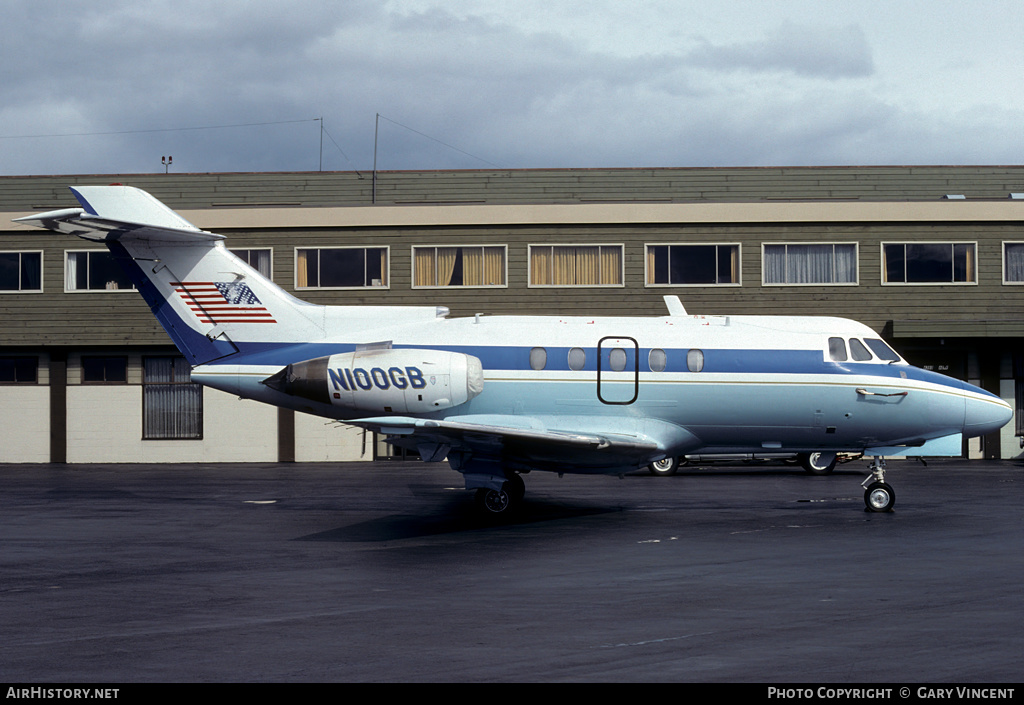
[663,295,687,317]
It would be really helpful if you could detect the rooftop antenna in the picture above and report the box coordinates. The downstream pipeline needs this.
[373,113,379,204]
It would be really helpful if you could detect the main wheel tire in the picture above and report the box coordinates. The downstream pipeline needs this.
[800,452,838,475]
[648,457,680,476]
[475,485,516,518]
[864,481,896,512]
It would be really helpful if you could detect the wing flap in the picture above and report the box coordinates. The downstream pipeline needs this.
[350,414,700,473]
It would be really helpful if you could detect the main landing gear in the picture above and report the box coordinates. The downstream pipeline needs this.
[474,472,526,520]
[862,456,896,512]
[799,452,838,475]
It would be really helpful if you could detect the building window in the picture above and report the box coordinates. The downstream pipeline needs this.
[413,246,506,287]
[143,357,202,440]
[529,245,622,286]
[0,357,37,384]
[763,244,857,285]
[230,248,273,279]
[65,251,135,291]
[295,247,388,289]
[0,251,42,292]
[82,356,128,384]
[1002,242,1024,284]
[646,244,740,286]
[882,243,976,284]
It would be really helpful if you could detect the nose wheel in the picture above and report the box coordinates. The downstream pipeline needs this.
[862,457,896,512]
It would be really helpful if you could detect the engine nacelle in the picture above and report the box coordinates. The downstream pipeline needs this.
[263,348,483,414]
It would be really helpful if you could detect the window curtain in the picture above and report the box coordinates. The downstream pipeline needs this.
[462,247,482,285]
[600,246,622,285]
[143,357,202,440]
[530,247,552,285]
[66,252,80,290]
[1006,244,1024,282]
[553,246,576,285]
[414,248,435,286]
[483,247,504,285]
[251,249,271,278]
[765,244,855,283]
[575,246,599,285]
[296,249,310,287]
[435,248,457,286]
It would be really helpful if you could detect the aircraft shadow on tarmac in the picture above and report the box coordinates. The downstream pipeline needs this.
[294,491,616,542]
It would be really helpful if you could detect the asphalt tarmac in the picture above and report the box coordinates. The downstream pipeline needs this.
[2,458,1021,683]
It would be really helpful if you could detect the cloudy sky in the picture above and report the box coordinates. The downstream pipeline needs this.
[2,0,1022,175]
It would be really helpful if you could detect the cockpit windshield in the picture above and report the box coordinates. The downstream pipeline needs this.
[864,338,901,362]
[827,336,902,363]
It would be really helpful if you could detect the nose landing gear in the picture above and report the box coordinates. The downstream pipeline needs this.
[862,456,895,512]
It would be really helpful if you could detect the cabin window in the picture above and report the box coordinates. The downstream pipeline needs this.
[296,247,388,289]
[849,338,873,361]
[649,348,667,372]
[0,357,37,384]
[568,347,586,371]
[686,349,704,373]
[529,245,623,287]
[229,248,273,279]
[609,348,628,371]
[143,356,202,440]
[0,251,42,292]
[413,246,506,287]
[529,347,547,371]
[65,251,135,291]
[763,243,857,285]
[882,243,976,284]
[82,356,128,384]
[646,244,740,286]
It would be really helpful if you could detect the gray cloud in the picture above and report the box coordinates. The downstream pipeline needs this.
[687,21,875,78]
[0,2,1020,176]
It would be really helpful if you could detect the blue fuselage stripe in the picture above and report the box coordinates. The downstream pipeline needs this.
[215,341,975,395]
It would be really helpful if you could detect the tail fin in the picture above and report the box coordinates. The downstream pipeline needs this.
[16,185,325,365]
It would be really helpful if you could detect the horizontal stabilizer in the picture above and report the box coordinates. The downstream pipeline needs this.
[14,186,223,242]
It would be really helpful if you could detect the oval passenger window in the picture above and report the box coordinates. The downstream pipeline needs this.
[529,347,547,371]
[649,348,667,372]
[609,348,627,371]
[568,347,586,371]
[687,349,704,373]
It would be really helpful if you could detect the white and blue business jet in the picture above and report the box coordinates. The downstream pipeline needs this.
[16,186,1012,517]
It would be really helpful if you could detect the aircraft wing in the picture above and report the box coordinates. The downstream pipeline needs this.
[348,414,700,474]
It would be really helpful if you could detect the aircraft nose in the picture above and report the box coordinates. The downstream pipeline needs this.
[962,383,1013,437]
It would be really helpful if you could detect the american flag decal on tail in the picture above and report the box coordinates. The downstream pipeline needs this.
[172,281,276,324]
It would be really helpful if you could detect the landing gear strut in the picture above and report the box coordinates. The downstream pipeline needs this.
[862,456,896,512]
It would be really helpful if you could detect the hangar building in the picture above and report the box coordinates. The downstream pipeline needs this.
[2,166,1023,463]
